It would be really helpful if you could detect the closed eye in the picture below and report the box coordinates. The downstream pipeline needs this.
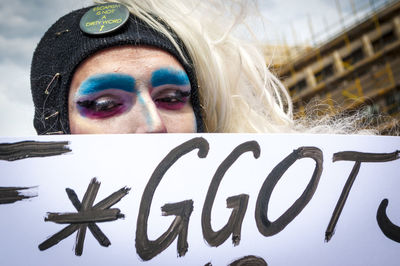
[153,90,191,110]
[75,90,133,119]
[78,97,122,112]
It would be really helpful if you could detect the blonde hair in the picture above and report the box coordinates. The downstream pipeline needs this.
[96,0,379,134]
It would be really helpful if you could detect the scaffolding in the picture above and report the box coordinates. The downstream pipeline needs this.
[274,0,400,134]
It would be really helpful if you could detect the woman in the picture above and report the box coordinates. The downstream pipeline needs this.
[30,0,367,135]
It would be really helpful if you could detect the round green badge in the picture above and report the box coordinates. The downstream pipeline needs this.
[80,3,129,35]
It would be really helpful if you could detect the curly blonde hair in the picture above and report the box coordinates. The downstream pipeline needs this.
[96,0,379,134]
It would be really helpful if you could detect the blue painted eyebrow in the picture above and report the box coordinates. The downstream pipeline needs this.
[151,68,190,87]
[78,73,136,95]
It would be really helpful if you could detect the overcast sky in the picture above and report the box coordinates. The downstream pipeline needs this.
[0,0,384,135]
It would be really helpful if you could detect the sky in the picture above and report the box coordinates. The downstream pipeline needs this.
[0,0,387,135]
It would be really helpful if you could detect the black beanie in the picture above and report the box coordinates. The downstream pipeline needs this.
[30,4,203,134]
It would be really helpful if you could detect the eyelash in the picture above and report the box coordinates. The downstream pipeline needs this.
[76,88,190,119]
[77,95,125,119]
[153,89,191,110]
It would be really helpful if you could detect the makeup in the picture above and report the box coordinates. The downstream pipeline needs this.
[75,73,136,119]
[77,73,135,95]
[150,68,191,111]
[151,67,190,87]
[136,90,155,131]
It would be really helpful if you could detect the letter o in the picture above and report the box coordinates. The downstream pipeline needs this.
[255,147,323,236]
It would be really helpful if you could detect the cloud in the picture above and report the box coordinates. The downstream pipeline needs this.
[257,0,338,44]
[0,35,37,67]
[0,0,92,136]
[0,0,91,38]
[0,59,31,103]
[0,91,35,135]
[0,57,35,135]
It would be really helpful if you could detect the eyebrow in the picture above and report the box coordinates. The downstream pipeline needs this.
[151,67,190,87]
[77,73,136,95]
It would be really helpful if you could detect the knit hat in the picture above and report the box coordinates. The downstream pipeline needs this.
[30,3,203,134]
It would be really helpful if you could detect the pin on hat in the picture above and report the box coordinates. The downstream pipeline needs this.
[79,2,129,35]
[31,2,205,134]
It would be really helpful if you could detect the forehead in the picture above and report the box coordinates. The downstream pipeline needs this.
[72,45,185,81]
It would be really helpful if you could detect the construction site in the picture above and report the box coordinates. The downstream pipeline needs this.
[270,0,400,134]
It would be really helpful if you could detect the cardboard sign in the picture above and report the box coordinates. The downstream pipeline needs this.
[0,134,399,265]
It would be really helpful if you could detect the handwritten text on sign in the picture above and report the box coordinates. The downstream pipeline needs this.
[0,134,399,265]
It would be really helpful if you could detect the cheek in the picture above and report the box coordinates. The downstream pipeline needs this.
[69,111,84,134]
[160,106,197,133]
[69,111,141,134]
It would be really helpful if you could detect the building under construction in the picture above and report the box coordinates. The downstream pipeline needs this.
[276,0,400,134]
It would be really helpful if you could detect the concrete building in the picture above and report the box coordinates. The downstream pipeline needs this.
[277,0,400,134]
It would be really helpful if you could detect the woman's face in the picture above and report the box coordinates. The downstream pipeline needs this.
[68,46,196,133]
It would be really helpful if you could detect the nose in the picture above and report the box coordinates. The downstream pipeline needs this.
[133,91,167,133]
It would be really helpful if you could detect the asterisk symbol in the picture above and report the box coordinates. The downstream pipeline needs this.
[39,178,130,256]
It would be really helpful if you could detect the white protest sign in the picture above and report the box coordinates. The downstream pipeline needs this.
[0,134,399,265]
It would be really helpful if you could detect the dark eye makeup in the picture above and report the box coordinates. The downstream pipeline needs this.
[74,69,192,119]
[153,90,191,110]
[77,95,129,119]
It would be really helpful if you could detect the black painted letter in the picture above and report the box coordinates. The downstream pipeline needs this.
[255,147,323,236]
[377,198,400,243]
[136,137,209,261]
[202,141,260,247]
[326,150,399,242]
